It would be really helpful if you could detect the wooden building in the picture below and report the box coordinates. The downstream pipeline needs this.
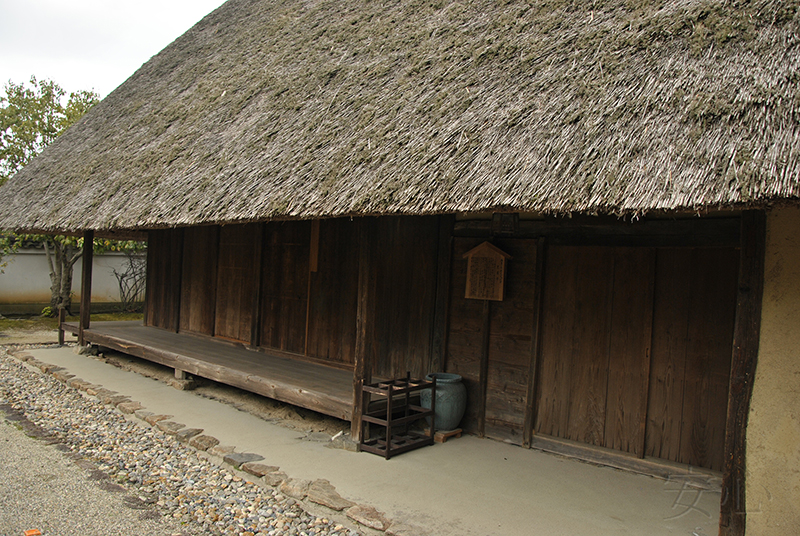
[1,1,799,534]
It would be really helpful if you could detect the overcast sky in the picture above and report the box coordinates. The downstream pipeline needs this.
[0,0,228,98]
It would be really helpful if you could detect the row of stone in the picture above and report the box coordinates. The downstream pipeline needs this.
[10,349,419,536]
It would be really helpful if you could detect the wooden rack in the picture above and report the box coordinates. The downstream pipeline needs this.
[359,373,436,459]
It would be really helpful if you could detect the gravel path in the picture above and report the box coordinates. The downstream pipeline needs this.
[0,346,362,536]
[0,411,189,536]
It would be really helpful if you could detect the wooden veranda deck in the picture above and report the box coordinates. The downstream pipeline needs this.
[62,321,354,421]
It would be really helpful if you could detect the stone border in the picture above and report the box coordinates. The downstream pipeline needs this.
[10,349,424,536]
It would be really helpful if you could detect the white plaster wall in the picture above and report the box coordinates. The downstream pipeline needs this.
[0,249,141,305]
[746,206,800,534]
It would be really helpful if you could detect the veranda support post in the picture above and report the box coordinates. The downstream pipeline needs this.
[78,230,94,346]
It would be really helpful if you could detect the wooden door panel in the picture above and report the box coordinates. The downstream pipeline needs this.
[306,218,359,364]
[564,247,615,447]
[146,229,183,331]
[679,248,738,471]
[603,248,655,456]
[646,247,738,471]
[645,249,692,462]
[537,246,655,456]
[372,216,440,379]
[260,221,310,354]
[180,225,218,336]
[536,246,581,439]
[214,224,257,342]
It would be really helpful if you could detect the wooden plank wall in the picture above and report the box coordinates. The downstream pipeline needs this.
[180,226,219,335]
[372,216,440,379]
[145,229,183,331]
[444,237,538,442]
[260,221,311,354]
[535,245,738,469]
[646,248,738,471]
[149,217,442,377]
[214,224,258,342]
[445,237,485,435]
[482,238,537,444]
[306,218,360,365]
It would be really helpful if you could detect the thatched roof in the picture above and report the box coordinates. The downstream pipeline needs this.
[1,0,799,233]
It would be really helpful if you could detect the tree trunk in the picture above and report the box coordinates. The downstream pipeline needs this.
[43,239,83,316]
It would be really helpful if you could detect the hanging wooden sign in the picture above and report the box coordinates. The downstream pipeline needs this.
[463,241,511,301]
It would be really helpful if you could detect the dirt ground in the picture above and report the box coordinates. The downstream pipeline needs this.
[0,327,349,438]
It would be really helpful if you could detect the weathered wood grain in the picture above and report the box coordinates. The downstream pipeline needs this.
[65,320,353,420]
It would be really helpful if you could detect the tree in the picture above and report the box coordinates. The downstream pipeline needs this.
[1,77,142,315]
[0,77,97,183]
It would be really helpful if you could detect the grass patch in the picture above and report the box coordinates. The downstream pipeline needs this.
[0,312,143,332]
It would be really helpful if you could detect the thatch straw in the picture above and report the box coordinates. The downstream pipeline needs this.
[1,0,798,233]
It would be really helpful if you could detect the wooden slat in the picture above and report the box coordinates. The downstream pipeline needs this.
[536,246,580,439]
[603,247,655,457]
[249,223,265,348]
[646,248,692,463]
[719,211,765,535]
[171,229,184,334]
[523,238,545,447]
[430,215,454,374]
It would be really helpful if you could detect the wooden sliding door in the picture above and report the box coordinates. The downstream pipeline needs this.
[535,245,738,470]
[214,224,258,343]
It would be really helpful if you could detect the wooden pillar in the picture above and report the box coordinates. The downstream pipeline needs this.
[78,230,94,346]
[351,218,377,442]
[718,210,766,536]
[477,299,491,438]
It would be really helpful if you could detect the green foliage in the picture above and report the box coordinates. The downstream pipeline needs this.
[0,76,99,185]
[40,306,54,318]
[0,77,145,312]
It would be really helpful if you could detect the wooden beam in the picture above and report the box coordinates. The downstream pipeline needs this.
[718,211,766,536]
[352,218,378,442]
[523,238,545,447]
[454,217,741,247]
[78,230,94,346]
[429,214,454,373]
[637,250,656,459]
[477,299,491,438]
